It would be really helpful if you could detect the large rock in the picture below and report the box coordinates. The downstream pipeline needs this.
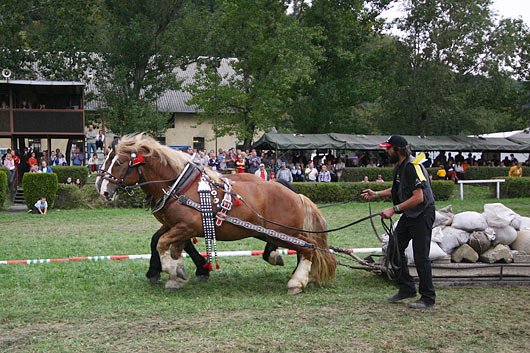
[492,226,518,246]
[479,244,513,263]
[452,212,488,232]
[510,230,530,254]
[451,244,479,263]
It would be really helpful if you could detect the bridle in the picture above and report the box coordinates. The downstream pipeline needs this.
[98,152,146,195]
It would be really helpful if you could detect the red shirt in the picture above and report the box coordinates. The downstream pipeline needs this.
[28,157,38,166]
[236,160,246,173]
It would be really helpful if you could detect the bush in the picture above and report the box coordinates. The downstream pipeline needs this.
[341,167,438,182]
[0,169,8,209]
[465,166,530,179]
[22,173,58,208]
[110,188,148,208]
[291,180,454,203]
[52,166,89,185]
[499,177,530,198]
[80,184,107,209]
[54,184,84,209]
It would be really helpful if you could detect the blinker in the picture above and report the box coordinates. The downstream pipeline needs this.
[130,153,145,167]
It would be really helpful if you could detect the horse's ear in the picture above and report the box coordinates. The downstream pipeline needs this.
[130,152,145,167]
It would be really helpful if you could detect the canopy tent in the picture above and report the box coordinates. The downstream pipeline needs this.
[252,133,530,152]
[507,130,530,146]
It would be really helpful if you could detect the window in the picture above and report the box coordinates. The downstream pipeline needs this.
[193,137,204,151]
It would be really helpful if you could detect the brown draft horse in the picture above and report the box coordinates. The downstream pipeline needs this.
[98,134,336,294]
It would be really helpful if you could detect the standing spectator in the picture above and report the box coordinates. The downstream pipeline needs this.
[218,149,227,171]
[509,162,523,177]
[96,129,105,151]
[207,151,219,171]
[28,152,38,168]
[30,196,48,214]
[71,147,84,166]
[57,152,67,166]
[85,124,97,155]
[422,153,432,168]
[318,165,331,182]
[49,151,58,166]
[276,162,293,183]
[3,152,17,201]
[254,163,269,180]
[88,153,99,173]
[226,148,237,169]
[247,149,261,174]
[236,155,246,174]
[291,162,304,182]
[305,161,318,182]
[335,158,345,181]
[38,160,53,173]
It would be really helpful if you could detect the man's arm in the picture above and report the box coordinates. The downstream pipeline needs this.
[380,188,424,219]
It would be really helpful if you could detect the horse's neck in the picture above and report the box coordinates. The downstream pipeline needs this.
[141,162,183,200]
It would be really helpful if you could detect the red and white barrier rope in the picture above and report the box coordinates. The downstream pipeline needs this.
[0,248,381,265]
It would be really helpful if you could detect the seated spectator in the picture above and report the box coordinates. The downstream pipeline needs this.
[39,160,53,173]
[509,162,523,177]
[269,171,276,181]
[455,161,465,180]
[436,165,447,180]
[75,178,82,188]
[318,165,331,182]
[277,162,293,183]
[29,164,39,173]
[65,177,73,185]
[447,167,458,183]
[30,196,48,215]
[88,153,99,173]
[334,158,345,181]
[375,174,385,183]
[502,156,511,167]
[362,176,369,182]
[254,163,268,180]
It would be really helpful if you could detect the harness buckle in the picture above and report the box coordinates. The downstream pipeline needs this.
[220,199,232,211]
[216,211,227,226]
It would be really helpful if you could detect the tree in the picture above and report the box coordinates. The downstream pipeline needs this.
[186,0,323,149]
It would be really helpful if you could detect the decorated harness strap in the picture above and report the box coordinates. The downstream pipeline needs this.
[215,178,233,227]
[197,175,219,271]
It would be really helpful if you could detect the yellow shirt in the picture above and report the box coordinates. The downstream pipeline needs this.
[436,169,447,178]
[508,166,523,177]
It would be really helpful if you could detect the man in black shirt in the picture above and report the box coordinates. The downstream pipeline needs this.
[362,135,436,309]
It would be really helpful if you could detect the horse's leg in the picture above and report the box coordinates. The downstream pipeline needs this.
[262,242,284,266]
[158,226,195,291]
[183,240,210,281]
[145,229,164,284]
[287,246,314,295]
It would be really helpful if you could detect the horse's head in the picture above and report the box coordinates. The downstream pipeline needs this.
[97,147,146,201]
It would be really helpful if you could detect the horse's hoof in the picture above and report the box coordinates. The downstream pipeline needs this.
[196,275,209,282]
[287,287,303,295]
[148,275,161,285]
[165,278,187,291]
[165,287,178,293]
[267,251,285,266]
[176,268,188,280]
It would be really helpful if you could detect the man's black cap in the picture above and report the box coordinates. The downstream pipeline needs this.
[379,135,408,149]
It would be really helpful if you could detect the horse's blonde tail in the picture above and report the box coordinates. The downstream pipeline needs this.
[300,194,336,285]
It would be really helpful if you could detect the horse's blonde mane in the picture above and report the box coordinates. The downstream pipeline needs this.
[116,133,220,181]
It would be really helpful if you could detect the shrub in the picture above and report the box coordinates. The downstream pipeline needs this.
[110,188,148,208]
[22,173,58,208]
[465,166,530,180]
[341,167,438,182]
[80,184,107,209]
[0,170,8,209]
[55,184,84,209]
[291,181,454,203]
[499,177,530,198]
[52,166,89,185]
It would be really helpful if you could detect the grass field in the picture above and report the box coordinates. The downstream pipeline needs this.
[1,194,530,353]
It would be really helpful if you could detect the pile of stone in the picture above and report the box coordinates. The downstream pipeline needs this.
[400,203,530,264]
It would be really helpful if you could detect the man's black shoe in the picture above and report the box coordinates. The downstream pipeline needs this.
[387,292,416,303]
[408,299,436,309]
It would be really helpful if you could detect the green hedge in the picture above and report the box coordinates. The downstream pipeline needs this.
[291,181,454,203]
[465,166,530,179]
[54,184,85,209]
[110,188,148,208]
[22,173,58,208]
[499,177,530,198]
[52,166,89,184]
[0,170,8,209]
[341,167,438,182]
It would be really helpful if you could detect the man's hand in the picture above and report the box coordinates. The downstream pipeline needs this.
[380,207,395,219]
[361,189,376,201]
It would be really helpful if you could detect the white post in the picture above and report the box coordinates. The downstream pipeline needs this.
[496,181,500,199]
[460,182,464,201]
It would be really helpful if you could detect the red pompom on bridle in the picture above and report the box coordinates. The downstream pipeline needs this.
[129,152,145,167]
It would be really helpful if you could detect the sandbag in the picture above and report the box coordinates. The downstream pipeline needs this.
[519,217,530,230]
[492,226,518,246]
[510,215,522,230]
[452,212,488,232]
[431,227,444,243]
[405,240,447,265]
[439,227,470,254]
[434,205,454,227]
[468,231,492,255]
[510,230,530,254]
[483,203,518,228]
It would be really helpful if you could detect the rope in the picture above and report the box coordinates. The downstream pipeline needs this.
[380,218,401,280]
